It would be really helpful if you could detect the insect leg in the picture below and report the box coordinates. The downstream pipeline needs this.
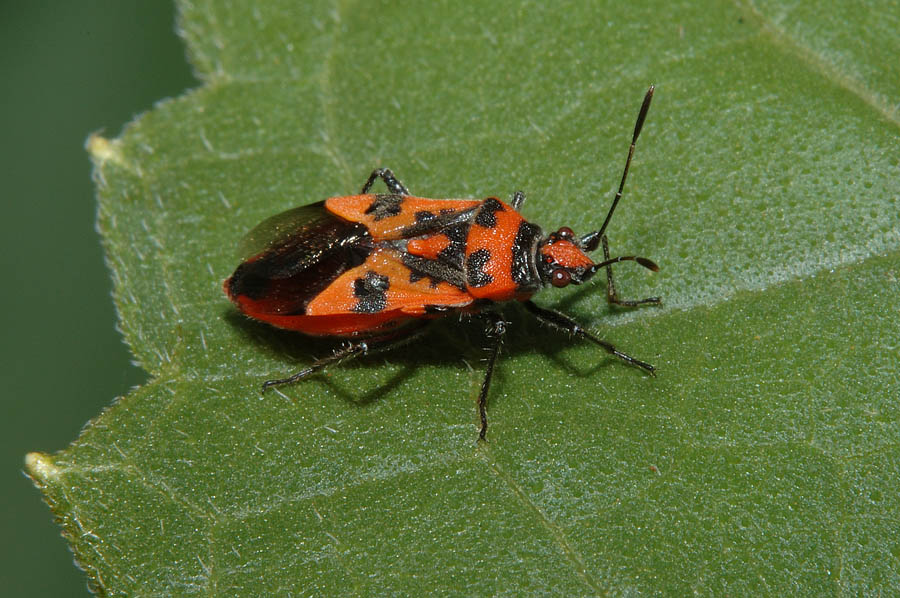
[261,341,370,391]
[511,191,526,211]
[601,235,662,307]
[360,168,410,195]
[477,312,509,441]
[522,300,655,374]
[261,324,430,391]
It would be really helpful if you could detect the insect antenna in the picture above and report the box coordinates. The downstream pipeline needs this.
[586,254,659,278]
[581,85,655,252]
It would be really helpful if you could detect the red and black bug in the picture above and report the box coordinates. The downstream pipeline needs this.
[225,86,661,440]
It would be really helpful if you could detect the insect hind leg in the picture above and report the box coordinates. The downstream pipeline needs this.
[601,235,661,307]
[360,168,410,195]
[261,341,369,391]
[261,324,430,391]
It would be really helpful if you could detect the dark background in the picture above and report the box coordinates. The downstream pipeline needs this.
[1,4,196,596]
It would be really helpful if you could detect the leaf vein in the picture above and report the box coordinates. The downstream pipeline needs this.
[480,449,606,596]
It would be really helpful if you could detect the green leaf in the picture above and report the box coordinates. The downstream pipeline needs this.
[28,0,900,595]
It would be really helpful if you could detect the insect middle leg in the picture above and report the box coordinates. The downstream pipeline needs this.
[476,312,509,441]
[360,168,410,196]
[261,325,429,391]
[601,235,662,307]
[522,300,655,373]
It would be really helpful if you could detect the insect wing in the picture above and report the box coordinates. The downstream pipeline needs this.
[305,247,473,317]
[226,202,370,316]
[326,195,481,241]
[237,201,338,261]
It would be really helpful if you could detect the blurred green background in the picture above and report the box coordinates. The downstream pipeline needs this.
[1,3,196,596]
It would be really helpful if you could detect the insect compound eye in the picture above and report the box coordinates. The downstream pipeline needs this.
[550,268,571,288]
[557,226,574,240]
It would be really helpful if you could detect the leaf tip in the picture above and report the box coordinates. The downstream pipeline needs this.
[24,452,61,484]
[85,133,126,168]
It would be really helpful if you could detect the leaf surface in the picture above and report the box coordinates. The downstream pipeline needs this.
[29,1,900,595]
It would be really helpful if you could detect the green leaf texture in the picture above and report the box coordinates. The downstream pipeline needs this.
[28,1,900,595]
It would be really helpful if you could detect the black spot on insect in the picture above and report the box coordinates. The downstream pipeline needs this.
[466,249,493,288]
[353,271,390,313]
[474,197,504,228]
[512,221,543,291]
[364,194,404,221]
[443,221,469,244]
[415,210,436,223]
[435,221,471,270]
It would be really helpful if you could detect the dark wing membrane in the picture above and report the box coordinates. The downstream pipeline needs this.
[226,202,371,315]
[238,201,333,261]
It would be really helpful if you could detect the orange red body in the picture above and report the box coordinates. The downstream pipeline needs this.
[225,192,605,338]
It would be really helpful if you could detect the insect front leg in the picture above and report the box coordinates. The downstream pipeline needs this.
[522,300,655,374]
[476,311,509,441]
[601,235,662,307]
[360,168,410,196]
